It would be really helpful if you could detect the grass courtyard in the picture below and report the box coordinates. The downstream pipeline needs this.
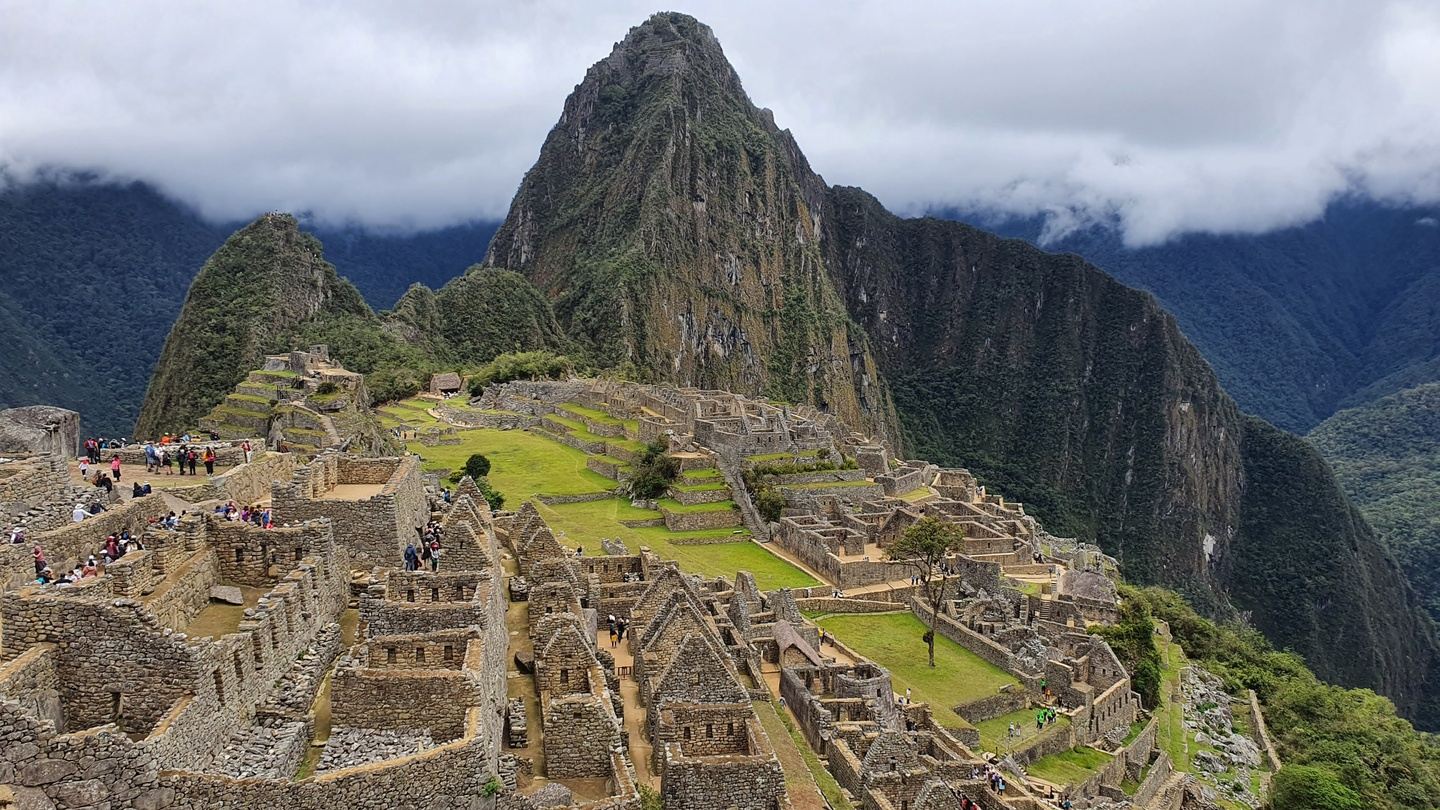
[1025,746,1114,786]
[975,706,1071,754]
[811,611,1020,729]
[403,424,818,590]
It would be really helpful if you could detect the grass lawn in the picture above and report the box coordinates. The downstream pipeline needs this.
[674,481,727,493]
[1157,639,1191,769]
[812,612,1020,728]
[558,403,622,425]
[681,468,722,481]
[897,487,934,502]
[406,428,613,498]
[1026,746,1114,786]
[657,497,737,513]
[976,707,1070,753]
[538,498,815,590]
[746,449,820,463]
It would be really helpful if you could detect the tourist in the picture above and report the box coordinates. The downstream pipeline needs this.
[82,556,98,578]
[905,687,912,704]
[403,543,419,572]
[819,629,828,646]
[79,455,90,479]
[10,524,25,544]
[204,446,216,475]
[141,482,152,495]
[88,500,105,515]
[36,567,53,585]
[187,448,198,476]
[72,502,87,522]
[132,481,144,499]
[575,545,583,557]
[609,625,618,648]
[429,537,442,571]
[110,454,122,482]
[32,544,46,575]
[160,433,171,446]
[441,487,451,504]
[616,618,627,641]
[241,439,253,464]
[261,507,272,529]
[162,448,173,475]
[104,534,120,563]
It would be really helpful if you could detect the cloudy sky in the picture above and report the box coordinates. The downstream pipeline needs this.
[2,0,1437,244]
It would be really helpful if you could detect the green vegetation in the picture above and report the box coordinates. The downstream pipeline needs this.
[406,428,613,498]
[623,440,679,499]
[975,707,1070,754]
[1025,746,1113,786]
[887,516,966,667]
[655,497,735,514]
[811,611,1018,727]
[463,452,491,479]
[558,403,621,425]
[1092,598,1162,708]
[1310,382,1440,623]
[1121,585,1440,809]
[467,350,573,394]
[681,468,722,482]
[432,268,570,365]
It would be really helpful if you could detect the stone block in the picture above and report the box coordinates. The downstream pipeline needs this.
[209,585,245,605]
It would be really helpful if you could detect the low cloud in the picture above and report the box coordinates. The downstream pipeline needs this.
[1,1,1436,244]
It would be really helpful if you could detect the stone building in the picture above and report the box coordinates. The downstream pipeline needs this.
[271,453,427,570]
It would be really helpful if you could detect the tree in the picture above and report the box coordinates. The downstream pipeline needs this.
[1270,765,1365,810]
[474,476,505,512]
[464,452,491,479]
[623,440,679,500]
[887,516,965,667]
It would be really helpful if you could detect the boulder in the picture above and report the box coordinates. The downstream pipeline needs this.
[530,782,574,808]
[210,585,245,605]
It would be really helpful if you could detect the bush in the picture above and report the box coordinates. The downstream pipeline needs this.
[474,476,504,511]
[1271,765,1366,810]
[464,453,491,479]
[314,381,338,396]
[624,440,679,499]
[366,366,424,405]
[756,487,786,522]
[467,350,572,395]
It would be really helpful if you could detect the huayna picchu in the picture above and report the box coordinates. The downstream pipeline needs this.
[6,9,1440,810]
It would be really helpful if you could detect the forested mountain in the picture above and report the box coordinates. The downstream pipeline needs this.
[968,203,1440,432]
[1311,382,1440,623]
[0,178,495,436]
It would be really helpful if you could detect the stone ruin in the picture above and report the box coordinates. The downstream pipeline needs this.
[0,445,509,809]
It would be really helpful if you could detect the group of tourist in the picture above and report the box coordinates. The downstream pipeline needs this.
[404,521,445,571]
[29,526,145,587]
[141,441,210,476]
[215,500,272,528]
[970,762,1009,795]
[606,613,629,647]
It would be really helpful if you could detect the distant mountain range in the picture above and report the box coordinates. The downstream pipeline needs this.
[965,202,1440,433]
[0,178,496,435]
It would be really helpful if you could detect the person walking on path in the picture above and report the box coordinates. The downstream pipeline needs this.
[79,456,89,480]
[403,543,419,572]
[203,447,216,475]
[241,440,253,464]
[429,538,442,571]
[32,544,46,575]
[110,454,121,482]
[187,448,198,476]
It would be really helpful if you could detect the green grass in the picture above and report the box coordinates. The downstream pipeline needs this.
[1006,578,1043,597]
[781,480,877,490]
[227,392,275,406]
[1157,639,1191,769]
[975,707,1070,753]
[657,497,737,513]
[558,403,622,425]
[681,468,722,481]
[674,481,728,493]
[1025,746,1114,786]
[812,612,1020,728]
[406,428,614,498]
[252,369,298,379]
[537,498,815,590]
[747,449,820,463]
[897,487,933,502]
[754,700,854,810]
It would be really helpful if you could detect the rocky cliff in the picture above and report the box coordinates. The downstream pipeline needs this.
[484,12,897,443]
[135,213,370,437]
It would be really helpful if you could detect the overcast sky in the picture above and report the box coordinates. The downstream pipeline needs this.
[2,0,1437,244]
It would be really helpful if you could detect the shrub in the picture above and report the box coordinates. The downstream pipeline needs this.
[756,487,786,522]
[468,350,572,395]
[624,440,679,499]
[464,453,491,479]
[315,381,339,396]
[366,366,424,405]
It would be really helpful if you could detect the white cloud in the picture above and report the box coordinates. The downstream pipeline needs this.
[1,0,1437,244]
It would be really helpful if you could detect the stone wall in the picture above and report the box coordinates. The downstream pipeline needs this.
[330,663,480,741]
[657,736,787,810]
[209,518,333,587]
[144,551,218,632]
[909,598,1030,678]
[0,644,64,731]
[0,405,80,457]
[541,693,624,778]
[272,454,427,570]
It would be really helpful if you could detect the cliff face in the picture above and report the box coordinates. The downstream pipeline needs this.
[135,213,370,437]
[822,189,1243,592]
[485,12,897,443]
